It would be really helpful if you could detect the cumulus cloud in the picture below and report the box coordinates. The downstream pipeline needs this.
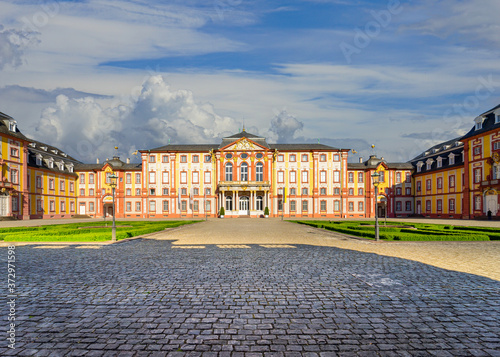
[33,75,240,162]
[0,25,39,70]
[268,109,304,143]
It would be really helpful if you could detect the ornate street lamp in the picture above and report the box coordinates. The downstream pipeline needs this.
[371,171,380,242]
[109,173,118,242]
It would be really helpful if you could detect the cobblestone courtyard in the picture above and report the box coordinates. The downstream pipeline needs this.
[1,219,499,356]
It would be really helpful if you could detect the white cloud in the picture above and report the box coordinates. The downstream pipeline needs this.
[0,25,39,70]
[32,76,240,162]
[268,109,304,143]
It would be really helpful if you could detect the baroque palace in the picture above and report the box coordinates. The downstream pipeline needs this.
[0,104,499,220]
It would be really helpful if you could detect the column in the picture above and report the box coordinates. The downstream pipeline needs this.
[236,190,239,212]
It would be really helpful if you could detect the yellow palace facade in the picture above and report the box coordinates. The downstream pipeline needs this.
[0,103,499,220]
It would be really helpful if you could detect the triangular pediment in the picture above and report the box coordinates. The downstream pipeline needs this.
[221,138,268,152]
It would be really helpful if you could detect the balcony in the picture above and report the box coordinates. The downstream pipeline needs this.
[218,180,271,192]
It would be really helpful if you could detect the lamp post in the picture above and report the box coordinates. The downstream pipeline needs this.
[371,171,380,242]
[109,173,118,242]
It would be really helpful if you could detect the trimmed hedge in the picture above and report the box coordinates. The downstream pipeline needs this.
[293,220,492,241]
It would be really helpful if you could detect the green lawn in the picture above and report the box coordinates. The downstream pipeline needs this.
[0,220,200,242]
[293,220,499,241]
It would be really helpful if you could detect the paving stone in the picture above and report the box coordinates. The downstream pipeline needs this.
[3,230,499,356]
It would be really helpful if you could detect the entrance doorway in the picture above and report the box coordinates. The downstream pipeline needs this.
[485,191,498,216]
[79,203,86,215]
[239,196,249,215]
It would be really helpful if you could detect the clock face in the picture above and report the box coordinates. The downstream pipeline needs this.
[225,153,232,159]
[241,153,248,159]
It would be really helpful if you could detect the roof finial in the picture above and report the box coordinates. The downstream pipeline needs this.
[242,120,246,132]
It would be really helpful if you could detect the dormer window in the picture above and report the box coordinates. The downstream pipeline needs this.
[417,161,423,173]
[433,148,439,153]
[58,162,64,170]
[51,149,58,155]
[41,146,47,151]
[449,153,455,165]
[8,121,17,132]
[36,154,43,166]
[495,109,500,124]
[426,159,433,170]
[474,116,485,130]
[61,153,67,157]
[68,164,74,173]
[48,158,54,169]
[437,157,442,168]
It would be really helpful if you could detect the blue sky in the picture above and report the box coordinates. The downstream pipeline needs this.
[1,0,500,163]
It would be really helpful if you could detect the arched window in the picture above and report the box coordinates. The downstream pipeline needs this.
[241,162,248,181]
[256,162,263,181]
[225,196,233,211]
[225,163,233,181]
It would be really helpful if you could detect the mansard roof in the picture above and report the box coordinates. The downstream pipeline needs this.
[147,144,219,152]
[74,157,142,171]
[410,137,463,162]
[409,137,464,174]
[461,103,500,140]
[27,139,81,175]
[220,130,270,149]
[348,155,413,170]
[0,111,29,141]
[270,143,341,151]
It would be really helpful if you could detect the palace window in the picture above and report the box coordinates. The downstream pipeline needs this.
[320,154,326,162]
[126,202,131,212]
[205,155,211,163]
[320,188,326,195]
[256,196,263,211]
[320,171,327,183]
[437,199,442,211]
[136,202,141,211]
[163,188,169,195]
[205,188,211,195]
[475,195,482,210]
[89,202,95,212]
[474,168,482,183]
[193,200,199,211]
[277,155,284,162]
[240,162,248,181]
[163,200,169,212]
[437,177,443,189]
[256,162,264,181]
[396,201,402,212]
[136,188,141,196]
[162,155,169,163]
[494,142,500,151]
[89,189,94,196]
[358,188,363,196]
[348,188,354,196]
[494,164,500,180]
[302,200,308,212]
[80,174,85,184]
[135,173,140,184]
[290,154,296,162]
[449,199,455,211]
[320,200,327,211]
[89,174,95,184]
[149,155,155,163]
[358,172,364,183]
[180,172,187,184]
[278,171,284,183]
[59,200,65,212]
[302,154,308,162]
[406,187,411,195]
[290,171,296,183]
[449,175,455,188]
[205,200,211,211]
[225,196,233,211]
[348,172,354,183]
[396,172,401,183]
[437,158,442,168]
[396,187,402,195]
[348,202,354,211]
[192,155,199,163]
[405,172,411,183]
[126,188,131,196]
[379,171,385,182]
[290,200,296,211]
[449,154,455,165]
[80,188,85,196]
[162,171,169,183]
[150,201,156,212]
[302,188,308,195]
[358,201,364,211]
[426,179,431,191]
[406,201,412,211]
[334,200,340,211]
[150,171,157,183]
[50,200,55,212]
[426,200,431,212]
[474,146,481,156]
[193,171,199,183]
[225,163,233,181]
[181,188,187,195]
[150,188,155,195]
[334,188,340,195]
[10,169,19,184]
[204,171,211,183]
[333,171,340,183]
[126,173,131,184]
[180,155,187,163]
[333,154,339,161]
[302,170,308,183]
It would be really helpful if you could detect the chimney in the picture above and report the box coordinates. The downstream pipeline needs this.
[359,157,363,163]
[126,158,130,164]
[96,158,100,164]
